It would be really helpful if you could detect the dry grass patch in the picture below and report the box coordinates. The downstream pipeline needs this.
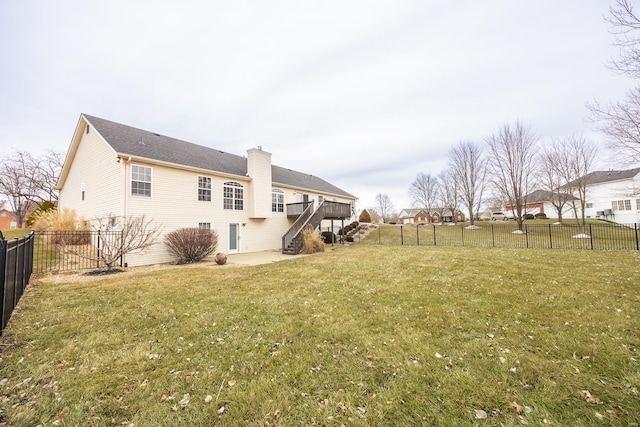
[1,245,639,426]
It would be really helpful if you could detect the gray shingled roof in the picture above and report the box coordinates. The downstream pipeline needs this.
[560,167,640,189]
[524,189,577,202]
[582,168,640,185]
[83,114,355,199]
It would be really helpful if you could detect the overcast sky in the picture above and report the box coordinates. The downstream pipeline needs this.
[0,1,632,211]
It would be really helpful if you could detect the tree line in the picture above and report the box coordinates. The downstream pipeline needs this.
[373,1,640,228]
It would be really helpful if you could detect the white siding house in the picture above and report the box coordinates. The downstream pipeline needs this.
[57,114,357,266]
[579,168,640,224]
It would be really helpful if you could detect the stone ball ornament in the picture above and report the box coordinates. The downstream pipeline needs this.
[214,252,227,265]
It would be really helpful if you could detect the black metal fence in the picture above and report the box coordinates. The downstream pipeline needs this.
[0,231,34,334]
[32,230,123,273]
[356,222,640,251]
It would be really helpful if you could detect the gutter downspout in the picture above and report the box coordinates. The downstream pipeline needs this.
[121,155,130,267]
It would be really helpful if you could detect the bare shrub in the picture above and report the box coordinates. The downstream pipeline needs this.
[58,215,162,271]
[165,228,219,264]
[302,227,325,254]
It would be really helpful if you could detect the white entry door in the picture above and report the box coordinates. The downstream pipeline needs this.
[229,223,239,253]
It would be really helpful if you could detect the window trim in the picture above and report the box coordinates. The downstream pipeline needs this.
[272,188,284,213]
[198,176,212,202]
[131,165,152,197]
[223,181,244,210]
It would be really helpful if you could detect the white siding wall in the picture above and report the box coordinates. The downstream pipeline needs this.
[58,126,124,219]
[123,166,358,266]
[583,177,640,224]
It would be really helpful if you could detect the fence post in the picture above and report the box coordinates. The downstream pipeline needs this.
[589,224,594,250]
[548,224,553,249]
[491,224,495,247]
[400,225,404,245]
[635,223,639,251]
[433,225,437,246]
[416,225,419,246]
[97,229,101,269]
[0,235,6,333]
[13,238,19,309]
[461,225,464,246]
[525,225,529,248]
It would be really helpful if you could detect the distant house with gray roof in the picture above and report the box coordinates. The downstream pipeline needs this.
[520,167,640,224]
[56,114,356,266]
[570,167,640,224]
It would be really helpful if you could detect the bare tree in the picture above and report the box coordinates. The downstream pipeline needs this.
[0,150,64,228]
[0,152,39,228]
[59,215,162,271]
[438,168,460,224]
[367,208,383,224]
[374,193,394,223]
[485,121,538,231]
[33,150,64,203]
[448,141,486,226]
[606,0,640,77]
[588,0,640,164]
[408,173,438,223]
[538,147,573,223]
[554,135,598,234]
[588,88,640,164]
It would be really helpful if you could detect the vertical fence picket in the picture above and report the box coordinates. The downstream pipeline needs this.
[0,234,6,333]
[0,232,34,335]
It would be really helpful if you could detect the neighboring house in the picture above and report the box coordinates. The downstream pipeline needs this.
[398,208,429,224]
[56,114,357,266]
[398,208,465,224]
[505,190,577,219]
[572,168,640,224]
[0,209,21,230]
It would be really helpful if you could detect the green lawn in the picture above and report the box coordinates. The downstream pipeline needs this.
[1,245,639,426]
[356,221,640,251]
[1,228,32,240]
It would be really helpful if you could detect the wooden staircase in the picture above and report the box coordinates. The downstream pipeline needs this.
[281,200,351,254]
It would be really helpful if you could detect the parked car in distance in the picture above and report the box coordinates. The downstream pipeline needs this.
[491,212,510,221]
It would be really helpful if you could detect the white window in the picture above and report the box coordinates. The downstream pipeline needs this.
[586,203,593,209]
[272,189,284,212]
[198,222,211,229]
[636,199,640,210]
[613,199,632,211]
[198,176,211,201]
[223,181,244,210]
[131,165,152,197]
